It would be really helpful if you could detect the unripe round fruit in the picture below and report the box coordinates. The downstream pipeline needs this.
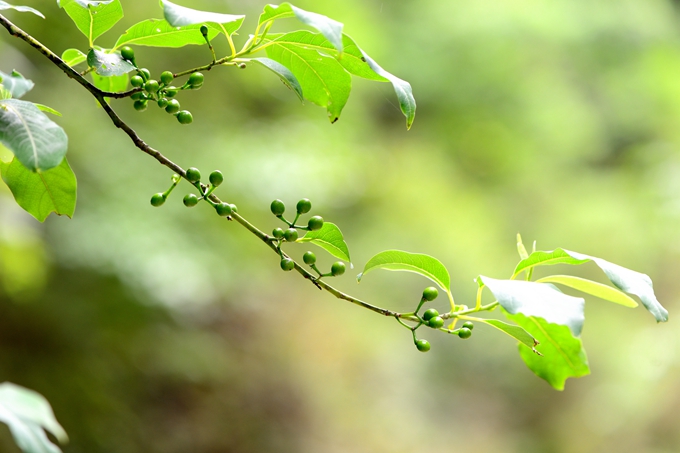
[423,286,438,301]
[230,204,238,213]
[185,167,201,183]
[157,98,168,108]
[270,199,285,216]
[272,228,284,239]
[458,327,472,339]
[165,99,180,114]
[183,193,198,207]
[303,251,316,265]
[280,258,295,271]
[120,46,135,62]
[188,72,204,87]
[296,198,312,214]
[150,193,165,207]
[331,261,346,276]
[462,321,474,330]
[160,71,174,85]
[130,92,144,101]
[177,110,193,125]
[133,99,147,111]
[415,339,431,352]
[144,79,159,93]
[423,308,439,321]
[200,25,208,36]
[138,68,151,81]
[283,228,298,242]
[130,75,144,88]
[164,87,178,98]
[215,202,232,217]
[307,215,324,231]
[428,316,444,329]
[209,170,224,187]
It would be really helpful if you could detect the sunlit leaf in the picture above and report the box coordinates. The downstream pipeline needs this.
[259,3,343,52]
[59,0,123,44]
[249,58,303,101]
[33,104,62,117]
[60,48,87,67]
[0,70,34,99]
[536,275,638,308]
[513,248,588,277]
[0,1,44,18]
[297,222,350,262]
[478,319,539,352]
[358,250,451,292]
[86,49,135,76]
[114,19,222,48]
[91,73,128,93]
[160,0,244,36]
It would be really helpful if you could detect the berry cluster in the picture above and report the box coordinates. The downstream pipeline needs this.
[150,167,236,216]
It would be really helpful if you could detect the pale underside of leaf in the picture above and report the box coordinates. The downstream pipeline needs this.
[0,1,44,18]
[250,58,303,101]
[258,3,343,52]
[160,0,244,36]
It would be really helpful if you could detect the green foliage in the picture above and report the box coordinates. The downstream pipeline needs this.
[160,0,244,35]
[297,221,350,262]
[60,48,87,67]
[59,0,123,46]
[87,49,135,76]
[0,1,43,18]
[0,70,34,99]
[358,250,451,294]
[114,19,220,49]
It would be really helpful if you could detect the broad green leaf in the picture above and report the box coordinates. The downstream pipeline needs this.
[259,3,343,53]
[513,248,588,277]
[91,73,128,93]
[59,0,123,45]
[160,0,244,36]
[0,99,68,171]
[86,49,135,77]
[297,222,350,262]
[358,250,451,292]
[263,31,351,122]
[33,105,62,116]
[0,383,68,443]
[0,70,34,99]
[249,58,303,101]
[478,276,585,336]
[114,19,220,49]
[478,319,539,352]
[0,157,77,222]
[536,275,638,308]
[60,48,87,67]
[506,313,590,390]
[0,1,44,18]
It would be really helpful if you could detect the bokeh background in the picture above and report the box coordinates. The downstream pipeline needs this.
[1,1,680,452]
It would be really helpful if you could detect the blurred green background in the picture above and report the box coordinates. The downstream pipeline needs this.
[1,0,680,452]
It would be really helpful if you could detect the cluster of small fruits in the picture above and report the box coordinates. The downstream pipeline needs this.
[411,287,473,352]
[150,168,236,217]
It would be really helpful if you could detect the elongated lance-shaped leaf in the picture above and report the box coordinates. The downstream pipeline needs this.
[259,3,343,53]
[358,250,451,293]
[249,58,303,101]
[0,1,44,18]
[477,319,539,352]
[297,222,350,262]
[160,0,244,36]
[86,49,135,77]
[505,312,590,390]
[60,48,87,67]
[513,248,589,277]
[0,156,77,222]
[33,104,62,116]
[59,0,123,45]
[0,99,68,172]
[536,275,638,308]
[114,19,221,49]
[478,276,585,336]
[0,70,34,99]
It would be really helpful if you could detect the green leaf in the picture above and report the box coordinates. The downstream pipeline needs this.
[33,105,62,117]
[263,31,351,123]
[536,275,638,308]
[86,49,135,76]
[513,248,589,277]
[59,0,123,45]
[91,72,128,93]
[478,276,585,336]
[0,1,44,18]
[0,99,68,172]
[160,0,244,36]
[114,19,220,49]
[297,222,350,262]
[259,3,344,53]
[0,157,77,222]
[358,250,451,292]
[249,58,303,101]
[60,48,87,67]
[478,319,539,352]
[506,313,590,390]
[0,70,34,99]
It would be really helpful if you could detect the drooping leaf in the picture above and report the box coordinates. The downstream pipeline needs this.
[263,31,351,122]
[478,276,585,336]
[249,58,303,101]
[358,250,451,292]
[86,49,135,77]
[114,19,220,49]
[160,0,244,36]
[60,48,87,67]
[0,70,34,99]
[0,382,68,453]
[0,99,68,171]
[33,104,62,116]
[505,313,590,390]
[0,157,77,222]
[536,275,638,308]
[477,319,539,352]
[59,0,123,45]
[0,1,44,18]
[297,222,350,262]
[259,3,343,52]
[91,73,128,94]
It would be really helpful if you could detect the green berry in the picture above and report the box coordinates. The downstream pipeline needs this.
[200,25,209,36]
[133,99,147,111]
[157,98,168,108]
[270,199,285,216]
[150,193,165,207]
[283,228,298,242]
[415,339,431,352]
[303,251,316,265]
[230,204,238,213]
[209,170,224,187]
[330,261,346,276]
[130,75,144,88]
[165,99,180,114]
[280,258,295,272]
[144,79,159,93]
[272,228,284,239]
[423,308,439,321]
[307,215,324,231]
[458,327,472,339]
[160,71,174,85]
[130,92,145,101]
[185,167,201,183]
[183,194,199,207]
[462,321,474,330]
[138,68,151,81]
[177,110,193,125]
[164,87,178,98]
[423,287,438,301]
[188,72,204,87]
[120,46,135,62]
[215,202,232,217]
[296,198,312,214]
[428,316,444,329]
